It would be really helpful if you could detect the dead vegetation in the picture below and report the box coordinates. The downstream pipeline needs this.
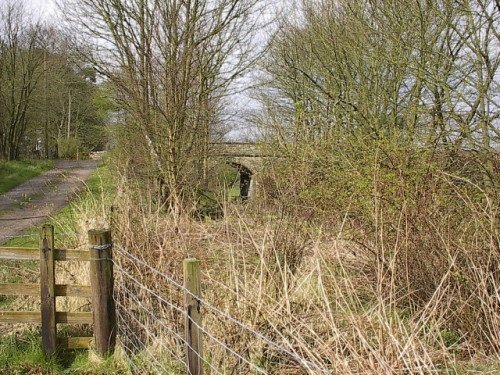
[102,144,500,374]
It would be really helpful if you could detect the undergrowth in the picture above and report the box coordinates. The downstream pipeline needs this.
[104,140,500,374]
[3,146,499,374]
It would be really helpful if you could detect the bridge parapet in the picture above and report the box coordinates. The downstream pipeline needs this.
[209,143,267,198]
[210,143,264,158]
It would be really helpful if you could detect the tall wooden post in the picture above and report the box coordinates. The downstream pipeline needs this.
[40,224,56,355]
[184,258,203,375]
[88,229,116,356]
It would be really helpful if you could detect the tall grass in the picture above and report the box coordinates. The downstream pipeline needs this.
[105,142,499,374]
[9,146,492,373]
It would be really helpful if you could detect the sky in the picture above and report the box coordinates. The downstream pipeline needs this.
[26,0,58,21]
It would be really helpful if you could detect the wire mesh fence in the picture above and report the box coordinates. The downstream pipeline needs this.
[113,243,332,375]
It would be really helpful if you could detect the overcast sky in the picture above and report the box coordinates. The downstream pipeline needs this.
[27,0,58,21]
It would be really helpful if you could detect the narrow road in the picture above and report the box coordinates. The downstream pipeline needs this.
[0,160,97,244]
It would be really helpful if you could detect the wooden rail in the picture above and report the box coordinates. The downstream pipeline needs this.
[0,225,115,355]
[0,311,92,324]
[0,284,91,297]
[0,247,89,261]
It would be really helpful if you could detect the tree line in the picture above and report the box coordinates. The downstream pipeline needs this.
[58,0,262,213]
[3,0,499,209]
[2,0,262,212]
[0,1,109,161]
[262,0,500,151]
[252,0,500,220]
[253,0,500,354]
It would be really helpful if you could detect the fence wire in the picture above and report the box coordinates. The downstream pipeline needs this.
[113,243,332,375]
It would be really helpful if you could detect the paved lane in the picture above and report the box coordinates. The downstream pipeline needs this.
[0,160,97,244]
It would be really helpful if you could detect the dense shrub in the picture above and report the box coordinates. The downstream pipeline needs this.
[57,138,89,159]
[260,136,500,354]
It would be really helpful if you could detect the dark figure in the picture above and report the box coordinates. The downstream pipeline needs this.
[240,171,251,200]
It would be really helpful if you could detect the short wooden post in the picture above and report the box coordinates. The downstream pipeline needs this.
[40,224,56,355]
[184,258,203,375]
[88,229,116,356]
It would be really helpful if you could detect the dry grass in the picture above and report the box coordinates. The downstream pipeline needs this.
[4,157,497,374]
[105,166,500,374]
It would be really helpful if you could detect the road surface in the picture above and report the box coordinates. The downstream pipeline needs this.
[0,160,97,245]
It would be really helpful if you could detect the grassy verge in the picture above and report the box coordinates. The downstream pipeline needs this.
[0,161,124,374]
[48,162,116,248]
[0,328,126,375]
[1,162,115,248]
[0,160,56,195]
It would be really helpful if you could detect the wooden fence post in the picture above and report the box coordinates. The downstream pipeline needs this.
[40,224,56,355]
[184,258,203,375]
[88,229,116,356]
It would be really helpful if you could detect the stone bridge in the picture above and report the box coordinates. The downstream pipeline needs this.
[209,143,267,198]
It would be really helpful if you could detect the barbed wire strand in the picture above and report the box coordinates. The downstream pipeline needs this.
[116,340,142,374]
[114,243,332,375]
[116,296,224,375]
[187,314,268,374]
[116,313,180,374]
[118,272,267,375]
[115,265,237,374]
[114,277,186,346]
[120,337,165,374]
[116,324,156,369]
[113,261,185,315]
[115,299,186,370]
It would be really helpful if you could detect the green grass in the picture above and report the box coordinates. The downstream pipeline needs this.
[227,187,240,198]
[0,329,126,374]
[0,330,62,375]
[0,232,38,248]
[1,161,123,374]
[48,162,115,243]
[0,160,56,195]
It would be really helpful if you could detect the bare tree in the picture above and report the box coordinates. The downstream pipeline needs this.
[0,1,44,160]
[262,0,500,157]
[61,0,263,213]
